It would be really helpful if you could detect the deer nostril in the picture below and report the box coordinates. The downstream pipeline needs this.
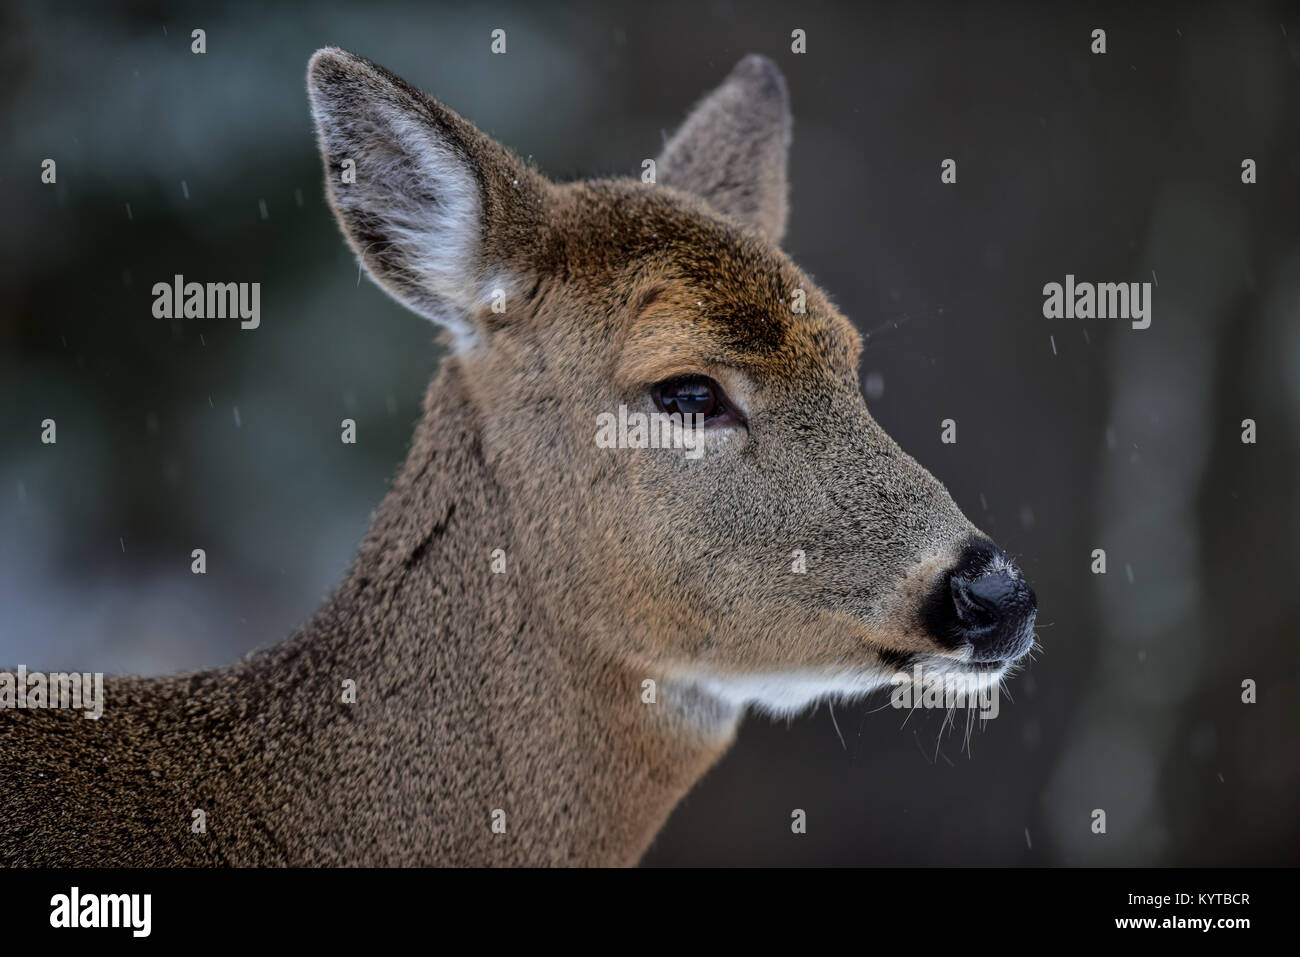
[953,569,1036,662]
[952,570,1026,627]
[950,575,998,629]
[923,538,1038,663]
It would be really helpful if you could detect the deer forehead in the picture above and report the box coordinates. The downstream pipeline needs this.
[535,183,863,390]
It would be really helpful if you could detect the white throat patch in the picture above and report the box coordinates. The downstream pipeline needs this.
[672,658,1008,729]
[678,667,900,722]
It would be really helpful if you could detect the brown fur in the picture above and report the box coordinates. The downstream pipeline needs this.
[0,50,989,866]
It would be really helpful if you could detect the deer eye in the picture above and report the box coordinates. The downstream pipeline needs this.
[653,375,725,420]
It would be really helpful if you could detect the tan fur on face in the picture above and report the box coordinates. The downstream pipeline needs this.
[454,175,976,680]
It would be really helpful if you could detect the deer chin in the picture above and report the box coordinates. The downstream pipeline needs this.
[903,653,1012,690]
[672,665,908,721]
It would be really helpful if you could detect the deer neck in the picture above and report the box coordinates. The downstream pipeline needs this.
[283,358,738,865]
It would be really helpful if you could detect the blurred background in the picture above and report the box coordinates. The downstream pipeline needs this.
[2,0,1297,865]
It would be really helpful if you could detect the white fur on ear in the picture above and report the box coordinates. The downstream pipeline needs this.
[308,51,485,350]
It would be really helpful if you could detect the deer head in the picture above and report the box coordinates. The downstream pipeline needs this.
[307,48,1037,724]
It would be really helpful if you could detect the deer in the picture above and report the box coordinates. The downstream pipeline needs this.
[0,48,1037,866]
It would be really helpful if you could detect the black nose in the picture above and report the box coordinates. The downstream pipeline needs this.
[923,538,1037,663]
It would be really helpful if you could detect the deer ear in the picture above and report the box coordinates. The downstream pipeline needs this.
[656,55,792,244]
[307,48,544,349]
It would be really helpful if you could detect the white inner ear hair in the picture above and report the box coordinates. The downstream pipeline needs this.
[337,111,486,352]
